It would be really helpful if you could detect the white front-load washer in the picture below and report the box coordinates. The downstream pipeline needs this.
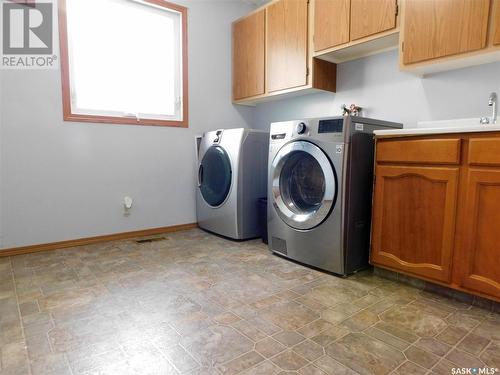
[196,128,269,240]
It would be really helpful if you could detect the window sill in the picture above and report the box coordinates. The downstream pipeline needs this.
[63,113,188,128]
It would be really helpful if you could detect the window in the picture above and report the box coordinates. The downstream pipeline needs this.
[59,0,188,127]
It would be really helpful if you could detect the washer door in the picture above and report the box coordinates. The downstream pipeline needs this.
[272,141,337,230]
[198,146,232,207]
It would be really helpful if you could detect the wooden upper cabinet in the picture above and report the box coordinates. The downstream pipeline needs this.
[402,0,491,65]
[494,0,500,45]
[371,165,459,283]
[458,169,500,299]
[314,0,350,51]
[232,10,266,100]
[267,0,308,93]
[350,0,397,41]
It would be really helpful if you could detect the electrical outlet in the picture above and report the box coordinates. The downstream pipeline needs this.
[123,196,133,216]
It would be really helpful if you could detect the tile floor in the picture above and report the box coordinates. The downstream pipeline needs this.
[0,229,499,375]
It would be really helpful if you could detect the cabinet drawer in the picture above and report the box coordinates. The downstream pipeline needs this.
[377,139,461,164]
[468,138,500,166]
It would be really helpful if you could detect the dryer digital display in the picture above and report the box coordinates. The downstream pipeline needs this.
[318,119,343,134]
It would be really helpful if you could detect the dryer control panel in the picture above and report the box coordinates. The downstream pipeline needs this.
[318,119,343,134]
[270,119,345,144]
[270,116,402,144]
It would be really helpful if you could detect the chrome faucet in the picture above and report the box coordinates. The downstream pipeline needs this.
[489,92,497,124]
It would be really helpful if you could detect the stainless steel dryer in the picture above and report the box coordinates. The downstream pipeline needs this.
[268,116,402,275]
[196,128,269,240]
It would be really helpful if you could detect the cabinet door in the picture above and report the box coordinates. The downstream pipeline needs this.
[267,0,308,93]
[350,0,397,41]
[233,10,266,100]
[402,0,490,65]
[494,0,500,46]
[371,165,460,283]
[314,0,350,51]
[458,169,500,299]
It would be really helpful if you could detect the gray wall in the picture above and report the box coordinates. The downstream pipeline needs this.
[2,7,500,249]
[0,0,254,248]
[0,69,3,248]
[253,50,500,131]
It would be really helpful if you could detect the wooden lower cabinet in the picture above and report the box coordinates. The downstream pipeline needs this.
[371,134,500,302]
[371,165,459,283]
[456,169,500,299]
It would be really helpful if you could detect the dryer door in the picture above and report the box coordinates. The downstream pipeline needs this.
[198,146,232,207]
[272,141,337,230]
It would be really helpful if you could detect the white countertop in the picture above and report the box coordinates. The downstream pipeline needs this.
[374,118,500,137]
[374,126,500,136]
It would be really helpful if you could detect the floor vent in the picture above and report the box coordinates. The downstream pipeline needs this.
[271,237,287,255]
[135,237,169,244]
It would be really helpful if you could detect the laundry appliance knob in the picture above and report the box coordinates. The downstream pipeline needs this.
[296,122,307,134]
